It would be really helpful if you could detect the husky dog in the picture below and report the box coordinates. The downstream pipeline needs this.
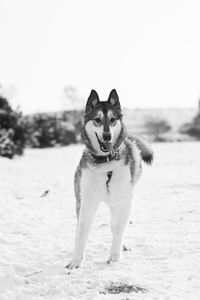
[66,89,153,269]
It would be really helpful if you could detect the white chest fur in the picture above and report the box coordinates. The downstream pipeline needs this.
[80,159,134,207]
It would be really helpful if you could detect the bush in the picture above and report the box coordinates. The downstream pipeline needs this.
[0,91,83,156]
[144,117,171,141]
[24,111,83,148]
[0,94,26,158]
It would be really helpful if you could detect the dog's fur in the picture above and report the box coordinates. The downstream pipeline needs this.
[66,89,153,269]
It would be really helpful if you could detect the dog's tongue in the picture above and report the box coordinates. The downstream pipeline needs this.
[104,142,115,157]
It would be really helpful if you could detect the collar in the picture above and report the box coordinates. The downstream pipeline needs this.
[90,150,119,164]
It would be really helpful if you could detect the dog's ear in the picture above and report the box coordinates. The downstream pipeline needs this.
[108,89,121,110]
[85,90,100,112]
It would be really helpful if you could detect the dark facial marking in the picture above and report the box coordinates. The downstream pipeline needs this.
[110,116,116,125]
[93,116,102,127]
[103,113,110,133]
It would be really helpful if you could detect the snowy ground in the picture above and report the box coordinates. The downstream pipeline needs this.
[0,142,200,300]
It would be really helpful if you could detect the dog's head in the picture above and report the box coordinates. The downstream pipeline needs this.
[83,89,123,156]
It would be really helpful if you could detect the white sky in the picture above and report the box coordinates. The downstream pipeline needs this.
[0,0,200,113]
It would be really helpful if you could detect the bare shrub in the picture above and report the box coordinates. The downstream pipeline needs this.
[144,117,171,141]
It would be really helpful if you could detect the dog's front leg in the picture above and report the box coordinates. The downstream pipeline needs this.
[107,201,132,263]
[66,197,99,269]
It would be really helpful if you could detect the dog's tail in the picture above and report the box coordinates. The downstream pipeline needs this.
[128,135,154,165]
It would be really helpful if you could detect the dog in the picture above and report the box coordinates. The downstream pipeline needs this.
[66,89,153,269]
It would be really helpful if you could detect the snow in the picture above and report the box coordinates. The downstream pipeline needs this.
[0,142,200,299]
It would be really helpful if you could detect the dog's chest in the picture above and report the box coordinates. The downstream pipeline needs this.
[80,160,133,203]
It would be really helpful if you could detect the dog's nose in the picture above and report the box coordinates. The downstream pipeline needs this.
[103,132,111,141]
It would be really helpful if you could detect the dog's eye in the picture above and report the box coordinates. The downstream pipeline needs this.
[94,117,101,124]
[110,117,116,124]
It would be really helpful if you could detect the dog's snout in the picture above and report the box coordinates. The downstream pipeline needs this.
[103,132,111,141]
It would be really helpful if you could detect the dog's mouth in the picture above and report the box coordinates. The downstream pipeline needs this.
[95,132,115,157]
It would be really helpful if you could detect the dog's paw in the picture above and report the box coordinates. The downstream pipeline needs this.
[65,259,82,269]
[107,254,122,264]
